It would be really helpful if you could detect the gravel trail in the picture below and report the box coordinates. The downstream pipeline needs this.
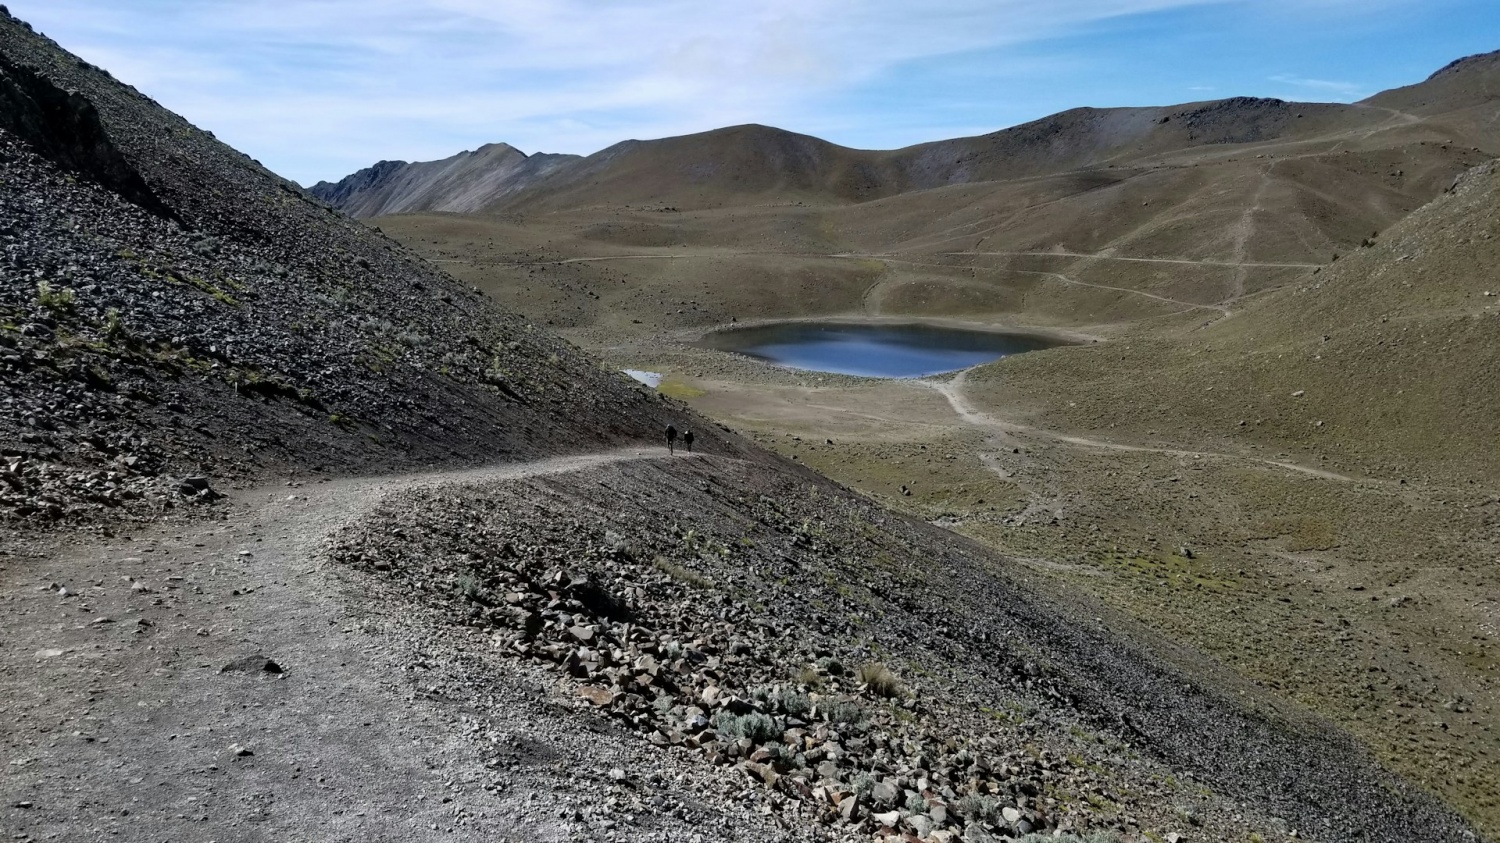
[0,447,788,843]
[918,370,1360,482]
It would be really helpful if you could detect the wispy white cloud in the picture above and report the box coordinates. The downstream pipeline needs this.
[4,0,1450,183]
[1268,73,1370,99]
[9,0,1248,183]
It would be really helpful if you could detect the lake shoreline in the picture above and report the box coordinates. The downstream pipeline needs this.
[694,319,1079,379]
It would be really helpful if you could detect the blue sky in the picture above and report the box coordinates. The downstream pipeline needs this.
[11,1,1498,186]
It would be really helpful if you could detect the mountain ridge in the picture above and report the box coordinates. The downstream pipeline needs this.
[312,48,1499,218]
[309,141,582,218]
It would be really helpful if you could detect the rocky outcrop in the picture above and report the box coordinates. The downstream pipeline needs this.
[0,52,170,218]
[308,143,581,218]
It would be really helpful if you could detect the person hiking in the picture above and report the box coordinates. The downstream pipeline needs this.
[683,430,695,453]
[665,424,678,454]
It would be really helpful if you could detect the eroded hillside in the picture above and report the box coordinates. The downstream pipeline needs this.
[0,11,711,524]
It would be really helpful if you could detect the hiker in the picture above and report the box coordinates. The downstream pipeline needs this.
[665,424,678,454]
[683,430,695,453]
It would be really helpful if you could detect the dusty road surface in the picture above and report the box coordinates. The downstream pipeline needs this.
[0,449,790,843]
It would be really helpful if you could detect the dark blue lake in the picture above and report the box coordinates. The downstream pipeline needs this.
[702,322,1062,378]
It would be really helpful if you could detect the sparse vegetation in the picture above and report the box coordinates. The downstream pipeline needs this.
[35,280,76,313]
[956,793,998,822]
[101,307,129,342]
[652,555,712,588]
[857,660,902,698]
[822,699,866,725]
[710,711,780,743]
[772,688,811,717]
[454,571,484,602]
[657,376,705,400]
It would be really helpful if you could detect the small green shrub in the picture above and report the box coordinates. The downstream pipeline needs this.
[816,656,844,676]
[774,689,812,717]
[36,280,76,313]
[711,711,780,744]
[454,571,484,602]
[823,699,866,725]
[956,793,997,822]
[102,308,129,341]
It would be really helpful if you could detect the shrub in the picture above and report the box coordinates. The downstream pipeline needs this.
[652,556,711,589]
[774,689,812,717]
[816,656,844,676]
[102,308,129,341]
[454,571,484,602]
[823,699,866,725]
[711,711,780,744]
[796,666,823,687]
[956,793,997,822]
[857,661,902,698]
[36,280,76,313]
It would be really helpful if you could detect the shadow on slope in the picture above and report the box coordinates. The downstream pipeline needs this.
[0,10,748,524]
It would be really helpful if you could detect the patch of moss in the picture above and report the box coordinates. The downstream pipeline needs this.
[657,376,706,399]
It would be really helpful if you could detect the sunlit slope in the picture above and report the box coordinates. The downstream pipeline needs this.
[971,160,1500,483]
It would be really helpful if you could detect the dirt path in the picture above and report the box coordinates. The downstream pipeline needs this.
[1225,163,1277,303]
[882,256,1224,315]
[948,249,1319,269]
[0,447,740,843]
[916,371,1359,482]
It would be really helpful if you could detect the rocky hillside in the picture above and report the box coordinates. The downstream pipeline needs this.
[0,10,724,523]
[308,143,581,218]
[326,453,1483,843]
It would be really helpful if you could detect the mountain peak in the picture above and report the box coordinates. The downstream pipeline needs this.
[1428,48,1500,80]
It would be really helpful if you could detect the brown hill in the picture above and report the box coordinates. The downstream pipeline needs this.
[1365,48,1500,134]
[318,48,1500,220]
[321,102,1381,216]
[983,157,1500,483]
[496,123,905,210]
[492,101,1378,214]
